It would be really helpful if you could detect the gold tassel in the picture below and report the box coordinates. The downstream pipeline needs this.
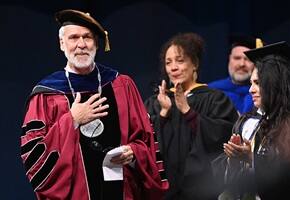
[256,38,263,48]
[104,30,110,52]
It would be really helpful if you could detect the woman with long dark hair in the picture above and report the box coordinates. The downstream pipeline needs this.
[246,41,290,199]
[222,41,290,200]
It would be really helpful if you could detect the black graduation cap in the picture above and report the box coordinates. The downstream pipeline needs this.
[55,9,110,51]
[244,41,290,63]
[229,34,264,50]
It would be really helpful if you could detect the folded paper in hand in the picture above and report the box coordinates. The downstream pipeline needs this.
[102,146,124,181]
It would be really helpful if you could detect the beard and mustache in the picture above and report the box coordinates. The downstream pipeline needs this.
[230,71,252,84]
[64,47,97,69]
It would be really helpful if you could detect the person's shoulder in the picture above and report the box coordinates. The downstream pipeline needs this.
[115,74,137,83]
[37,70,65,86]
[190,85,229,103]
[195,85,224,95]
[197,85,235,104]
[116,74,131,80]
[29,70,64,94]
[208,77,231,88]
[113,74,139,89]
[98,63,118,74]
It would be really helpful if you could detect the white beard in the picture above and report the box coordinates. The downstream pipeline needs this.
[231,72,251,83]
[65,48,96,69]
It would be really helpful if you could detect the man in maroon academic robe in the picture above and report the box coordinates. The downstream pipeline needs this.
[20,9,167,200]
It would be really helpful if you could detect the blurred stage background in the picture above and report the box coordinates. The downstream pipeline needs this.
[1,0,289,199]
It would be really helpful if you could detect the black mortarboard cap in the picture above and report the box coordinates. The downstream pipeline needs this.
[229,34,263,50]
[55,9,110,51]
[244,41,290,63]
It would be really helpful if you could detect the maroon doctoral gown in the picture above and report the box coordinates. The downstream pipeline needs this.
[21,65,167,200]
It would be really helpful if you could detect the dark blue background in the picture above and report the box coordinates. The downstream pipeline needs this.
[1,0,290,199]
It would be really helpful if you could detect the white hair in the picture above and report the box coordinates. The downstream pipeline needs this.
[58,26,65,39]
[58,25,98,42]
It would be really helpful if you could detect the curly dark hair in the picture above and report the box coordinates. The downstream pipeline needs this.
[159,32,204,81]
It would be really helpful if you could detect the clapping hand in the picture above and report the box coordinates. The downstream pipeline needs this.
[224,134,252,162]
[157,80,172,117]
[174,82,190,114]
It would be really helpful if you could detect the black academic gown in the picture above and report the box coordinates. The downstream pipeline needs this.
[254,116,290,200]
[145,85,238,200]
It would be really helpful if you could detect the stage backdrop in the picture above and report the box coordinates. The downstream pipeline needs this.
[1,0,290,199]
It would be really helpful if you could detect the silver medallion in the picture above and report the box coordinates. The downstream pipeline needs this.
[80,118,104,138]
[65,65,105,138]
